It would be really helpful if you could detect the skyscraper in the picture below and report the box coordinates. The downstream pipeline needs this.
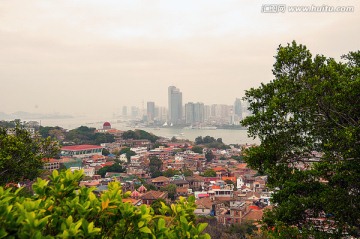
[122,106,127,117]
[168,86,182,125]
[234,98,242,119]
[147,101,155,122]
[185,102,204,125]
[185,102,194,124]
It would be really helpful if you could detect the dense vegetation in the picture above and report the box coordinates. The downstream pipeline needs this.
[65,126,115,145]
[122,129,159,143]
[0,125,59,186]
[97,162,126,178]
[242,41,360,238]
[149,156,163,178]
[195,136,229,149]
[0,169,210,238]
[38,125,115,145]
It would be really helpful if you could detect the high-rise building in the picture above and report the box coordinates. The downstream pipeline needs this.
[168,86,182,125]
[204,105,211,122]
[122,106,127,117]
[185,103,194,124]
[147,102,155,122]
[194,102,204,124]
[131,106,139,119]
[234,98,242,119]
[185,102,204,125]
[157,107,168,123]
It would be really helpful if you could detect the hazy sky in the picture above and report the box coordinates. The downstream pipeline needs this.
[1,0,359,117]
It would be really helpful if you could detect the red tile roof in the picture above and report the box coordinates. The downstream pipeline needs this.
[213,166,226,172]
[151,176,170,183]
[196,197,213,209]
[243,210,264,221]
[62,145,103,151]
[236,163,248,169]
[141,190,167,200]
[248,205,261,210]
[221,176,237,182]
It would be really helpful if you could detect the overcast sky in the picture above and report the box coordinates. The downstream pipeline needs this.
[1,0,359,117]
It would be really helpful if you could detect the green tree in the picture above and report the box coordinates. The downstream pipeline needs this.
[195,136,203,145]
[64,126,115,145]
[241,42,360,238]
[202,169,216,177]
[163,169,180,177]
[151,198,167,215]
[102,148,110,156]
[0,169,210,238]
[191,146,204,154]
[119,147,136,162]
[231,155,243,162]
[149,156,163,178]
[98,163,126,178]
[161,184,177,201]
[205,150,215,162]
[122,129,159,143]
[182,168,194,177]
[0,125,59,185]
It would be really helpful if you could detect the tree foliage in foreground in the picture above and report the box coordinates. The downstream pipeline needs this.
[0,169,210,239]
[0,125,59,186]
[241,41,360,238]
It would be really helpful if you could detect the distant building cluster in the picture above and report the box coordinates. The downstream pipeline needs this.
[40,123,269,229]
[120,86,251,127]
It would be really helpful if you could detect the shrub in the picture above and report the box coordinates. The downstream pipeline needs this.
[0,169,210,238]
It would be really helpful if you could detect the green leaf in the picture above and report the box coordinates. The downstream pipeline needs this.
[138,221,144,228]
[197,223,207,233]
[139,226,152,234]
[157,218,165,230]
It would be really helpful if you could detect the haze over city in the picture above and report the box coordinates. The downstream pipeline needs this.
[1,0,359,118]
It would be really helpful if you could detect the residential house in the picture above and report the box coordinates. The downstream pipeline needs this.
[141,190,168,205]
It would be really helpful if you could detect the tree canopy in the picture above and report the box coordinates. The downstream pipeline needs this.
[149,156,163,178]
[202,169,216,177]
[241,41,360,238]
[65,126,115,145]
[97,163,126,178]
[0,125,59,185]
[122,129,159,143]
[195,136,229,149]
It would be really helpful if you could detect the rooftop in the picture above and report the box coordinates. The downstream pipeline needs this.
[62,145,103,151]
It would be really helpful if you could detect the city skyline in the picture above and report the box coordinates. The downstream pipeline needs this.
[1,1,359,118]
[119,86,249,127]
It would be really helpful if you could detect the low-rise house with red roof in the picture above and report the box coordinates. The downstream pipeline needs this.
[141,190,168,205]
[176,187,189,197]
[195,197,213,216]
[83,167,95,177]
[151,176,170,188]
[186,176,204,191]
[42,158,60,171]
[61,145,103,158]
[171,179,189,188]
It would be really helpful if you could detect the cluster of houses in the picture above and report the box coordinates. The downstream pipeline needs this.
[43,122,272,227]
